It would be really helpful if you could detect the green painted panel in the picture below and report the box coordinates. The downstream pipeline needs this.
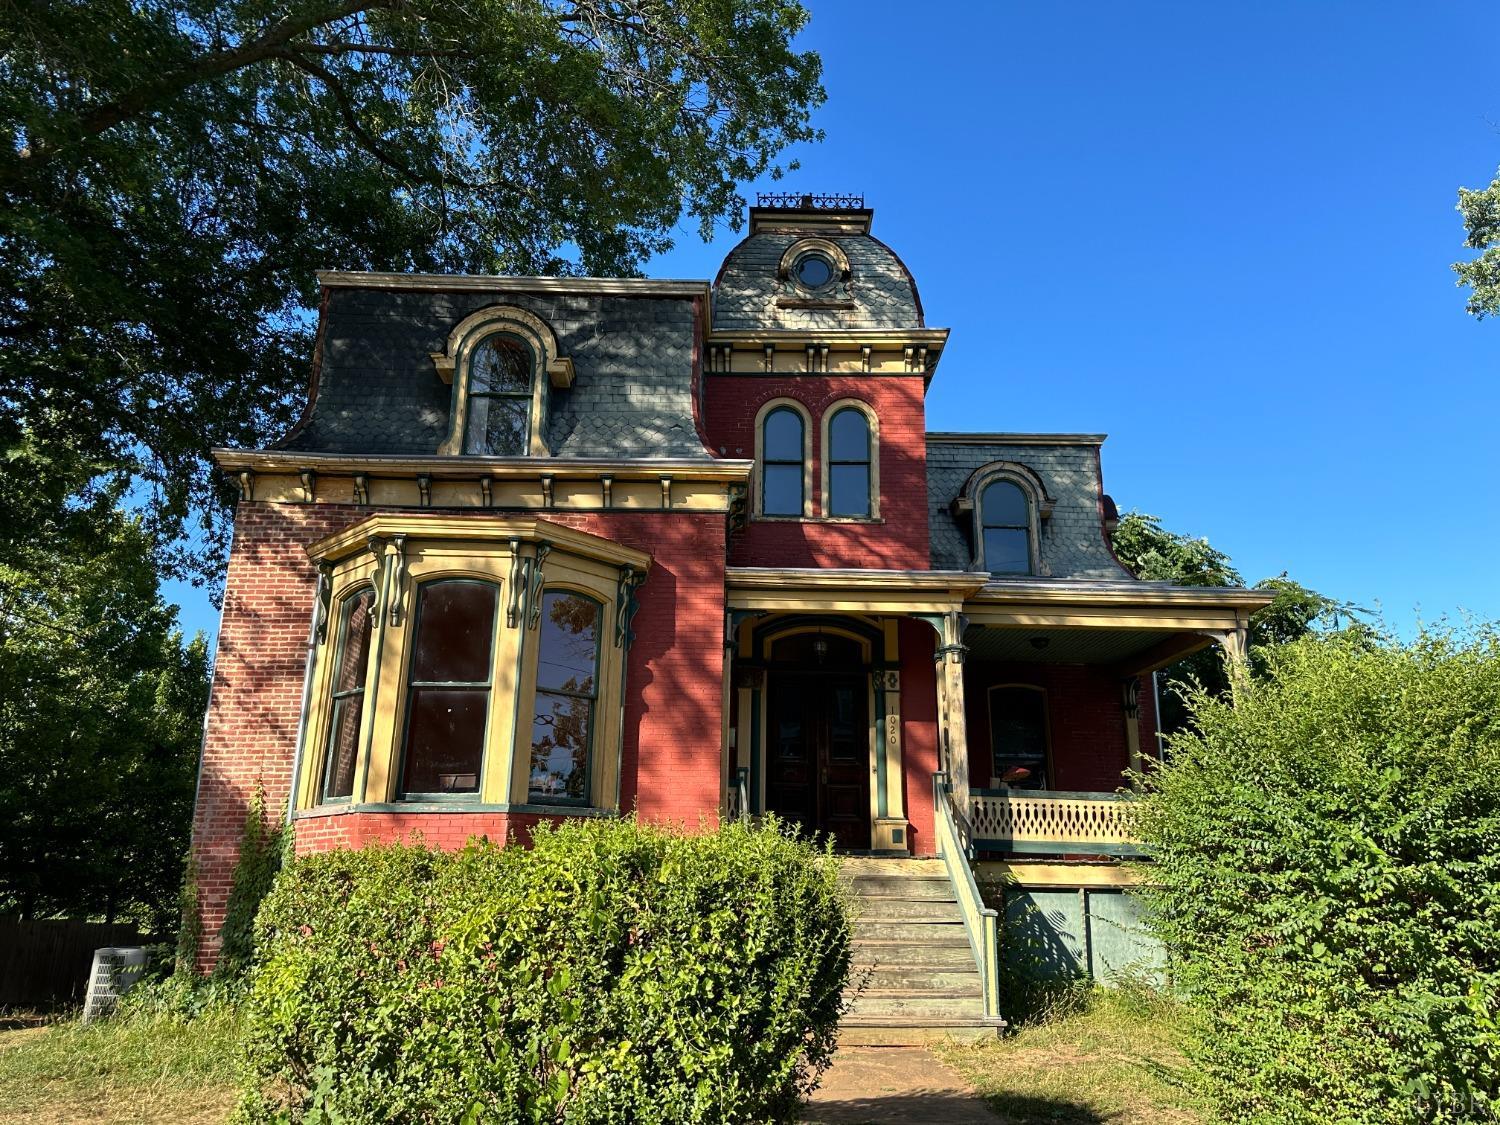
[1087,889,1166,987]
[999,887,1164,988]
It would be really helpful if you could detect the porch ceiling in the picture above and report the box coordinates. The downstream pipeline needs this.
[963,625,1209,667]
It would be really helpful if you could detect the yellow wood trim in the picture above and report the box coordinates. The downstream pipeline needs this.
[975,860,1147,888]
[305,513,650,571]
[212,449,754,483]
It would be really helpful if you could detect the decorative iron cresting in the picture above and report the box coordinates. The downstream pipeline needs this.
[755,192,865,210]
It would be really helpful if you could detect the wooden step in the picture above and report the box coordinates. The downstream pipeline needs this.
[853,967,982,992]
[838,1018,1003,1046]
[854,897,962,922]
[853,939,976,967]
[848,993,987,1020]
[852,918,971,942]
[847,874,957,900]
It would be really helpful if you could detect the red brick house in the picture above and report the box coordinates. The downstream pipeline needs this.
[192,196,1268,1038]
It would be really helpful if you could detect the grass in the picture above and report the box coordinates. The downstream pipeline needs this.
[0,1005,243,1124]
[936,984,1206,1125]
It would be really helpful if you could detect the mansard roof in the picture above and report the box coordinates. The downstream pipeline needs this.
[277,275,714,461]
[925,433,1135,580]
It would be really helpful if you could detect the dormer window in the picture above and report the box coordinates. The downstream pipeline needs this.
[432,306,574,457]
[792,250,836,291]
[980,480,1031,574]
[464,336,534,455]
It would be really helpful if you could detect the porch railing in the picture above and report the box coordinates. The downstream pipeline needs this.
[933,771,1002,1022]
[968,789,1141,856]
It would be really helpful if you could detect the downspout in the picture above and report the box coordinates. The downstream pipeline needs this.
[1151,670,1166,759]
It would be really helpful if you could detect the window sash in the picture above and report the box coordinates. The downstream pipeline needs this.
[528,590,603,807]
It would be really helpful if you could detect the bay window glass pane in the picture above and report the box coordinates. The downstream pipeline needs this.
[763,408,803,461]
[322,588,374,801]
[536,593,599,694]
[763,463,802,516]
[402,689,487,794]
[829,409,869,462]
[324,697,362,800]
[470,337,531,393]
[465,394,529,456]
[410,581,496,683]
[981,481,1028,527]
[529,694,593,802]
[829,463,871,518]
[529,591,601,806]
[984,527,1029,574]
[991,688,1048,790]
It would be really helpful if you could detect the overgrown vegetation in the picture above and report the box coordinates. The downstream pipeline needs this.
[239,817,850,1123]
[939,985,1203,1125]
[211,786,288,981]
[1136,626,1500,1123]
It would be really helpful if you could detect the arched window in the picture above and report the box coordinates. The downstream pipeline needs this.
[529,591,602,805]
[761,405,807,517]
[980,479,1032,575]
[463,335,534,456]
[320,587,374,801]
[400,579,498,796]
[826,406,874,518]
[989,686,1050,790]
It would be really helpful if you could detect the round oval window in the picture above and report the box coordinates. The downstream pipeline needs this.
[793,252,835,290]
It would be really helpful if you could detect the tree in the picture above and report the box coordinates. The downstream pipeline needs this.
[0,0,825,587]
[1112,511,1359,731]
[0,489,210,931]
[1455,170,1500,318]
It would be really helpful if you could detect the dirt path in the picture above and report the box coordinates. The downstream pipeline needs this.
[803,1046,1002,1124]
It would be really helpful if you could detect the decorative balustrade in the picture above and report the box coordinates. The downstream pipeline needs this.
[968,789,1142,856]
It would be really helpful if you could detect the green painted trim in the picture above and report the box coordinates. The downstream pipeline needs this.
[974,839,1145,857]
[750,687,762,815]
[292,801,618,819]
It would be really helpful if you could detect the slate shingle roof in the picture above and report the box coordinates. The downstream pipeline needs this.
[279,286,712,460]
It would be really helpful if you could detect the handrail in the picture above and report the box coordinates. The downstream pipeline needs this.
[728,766,750,825]
[933,771,1002,1022]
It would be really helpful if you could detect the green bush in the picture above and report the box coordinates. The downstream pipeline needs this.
[1137,627,1500,1124]
[237,816,851,1123]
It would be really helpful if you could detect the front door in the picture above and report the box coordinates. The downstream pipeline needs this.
[766,672,871,850]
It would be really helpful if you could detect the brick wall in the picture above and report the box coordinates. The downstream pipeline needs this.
[704,374,931,570]
[961,662,1158,792]
[191,501,727,968]
[898,619,940,856]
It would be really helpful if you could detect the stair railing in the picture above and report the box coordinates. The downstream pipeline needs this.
[933,770,1002,1022]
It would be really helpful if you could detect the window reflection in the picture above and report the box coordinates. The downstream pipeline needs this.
[529,592,601,804]
[981,480,1031,574]
[322,588,374,801]
[464,336,533,455]
[761,406,805,516]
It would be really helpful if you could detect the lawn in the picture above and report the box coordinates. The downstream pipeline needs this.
[0,1008,242,1124]
[937,988,1205,1125]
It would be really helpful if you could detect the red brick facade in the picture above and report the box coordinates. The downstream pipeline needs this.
[705,374,930,570]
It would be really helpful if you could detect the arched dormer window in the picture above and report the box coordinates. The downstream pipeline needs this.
[755,399,811,518]
[432,306,574,457]
[822,401,879,519]
[953,463,1052,576]
[980,480,1031,575]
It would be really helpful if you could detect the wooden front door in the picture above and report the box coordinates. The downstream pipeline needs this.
[766,672,871,850]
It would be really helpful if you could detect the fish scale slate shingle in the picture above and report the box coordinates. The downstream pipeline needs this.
[279,287,712,460]
[926,439,1133,580]
[712,230,922,330]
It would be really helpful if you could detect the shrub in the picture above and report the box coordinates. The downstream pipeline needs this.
[1137,627,1500,1124]
[237,816,851,1123]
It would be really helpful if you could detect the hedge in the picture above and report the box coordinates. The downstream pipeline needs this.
[1137,628,1500,1124]
[237,816,851,1123]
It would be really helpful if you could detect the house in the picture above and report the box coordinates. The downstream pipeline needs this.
[191,194,1270,1038]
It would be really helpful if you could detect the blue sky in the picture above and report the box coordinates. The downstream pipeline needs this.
[169,1,1500,640]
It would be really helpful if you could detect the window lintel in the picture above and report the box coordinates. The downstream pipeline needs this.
[950,462,1054,522]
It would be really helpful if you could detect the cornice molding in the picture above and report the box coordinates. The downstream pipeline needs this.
[213,449,753,483]
[968,579,1275,610]
[708,327,949,346]
[927,432,1107,447]
[307,512,652,571]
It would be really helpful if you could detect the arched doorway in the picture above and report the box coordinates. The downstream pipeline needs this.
[764,631,872,850]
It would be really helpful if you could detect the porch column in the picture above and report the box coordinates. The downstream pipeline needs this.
[1218,624,1251,700]
[936,610,971,812]
[1121,676,1142,782]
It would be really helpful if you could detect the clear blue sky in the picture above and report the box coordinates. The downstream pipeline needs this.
[169,1,1500,641]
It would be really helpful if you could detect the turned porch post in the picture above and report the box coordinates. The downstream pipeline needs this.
[937,610,972,811]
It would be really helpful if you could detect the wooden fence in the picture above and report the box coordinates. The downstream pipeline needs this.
[0,918,157,1009]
